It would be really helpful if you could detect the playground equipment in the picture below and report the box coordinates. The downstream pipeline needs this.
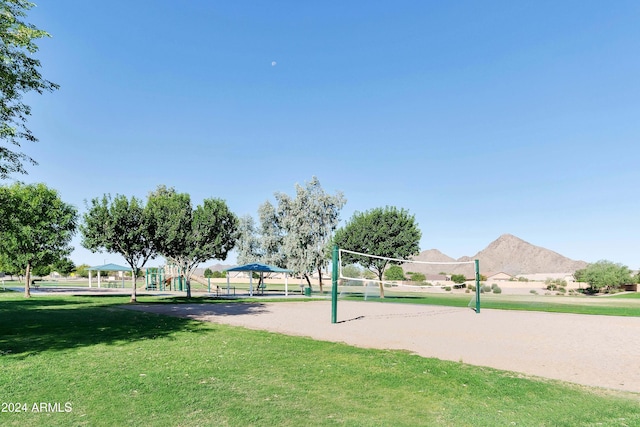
[145,266,186,291]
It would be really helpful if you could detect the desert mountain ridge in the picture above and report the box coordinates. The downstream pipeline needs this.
[202,234,588,277]
[407,234,588,276]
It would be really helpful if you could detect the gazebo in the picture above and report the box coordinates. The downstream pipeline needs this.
[225,263,293,296]
[87,263,133,288]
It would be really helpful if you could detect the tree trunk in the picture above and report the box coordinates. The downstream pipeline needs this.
[186,279,192,298]
[304,274,312,290]
[317,267,324,293]
[378,273,385,298]
[130,267,138,303]
[24,262,31,298]
[130,266,137,303]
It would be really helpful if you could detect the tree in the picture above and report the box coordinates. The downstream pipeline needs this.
[0,182,77,297]
[81,194,156,302]
[257,200,286,268]
[146,186,238,298]
[0,1,59,179]
[407,272,426,283]
[203,268,214,278]
[341,264,361,279]
[573,268,586,283]
[333,206,421,297]
[31,263,50,277]
[74,263,90,278]
[0,253,20,279]
[53,256,75,277]
[580,260,631,293]
[451,274,466,285]
[236,214,261,265]
[272,177,346,292]
[384,265,406,281]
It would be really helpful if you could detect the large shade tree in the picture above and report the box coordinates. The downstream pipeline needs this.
[333,206,421,297]
[274,177,346,292]
[0,1,59,178]
[146,185,238,298]
[257,200,287,268]
[574,260,632,293]
[81,194,156,302]
[0,182,77,297]
[236,214,261,266]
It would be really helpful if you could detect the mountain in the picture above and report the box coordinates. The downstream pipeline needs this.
[405,234,588,276]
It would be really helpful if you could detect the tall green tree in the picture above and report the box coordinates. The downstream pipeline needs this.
[1,1,59,178]
[0,253,20,278]
[74,263,90,278]
[333,206,421,297]
[30,263,50,277]
[0,182,77,297]
[384,265,406,281]
[236,214,261,265]
[272,177,346,292]
[146,186,238,298]
[579,260,631,293]
[81,194,156,302]
[257,200,286,268]
[53,256,75,277]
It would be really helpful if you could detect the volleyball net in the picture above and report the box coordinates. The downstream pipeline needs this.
[330,247,480,323]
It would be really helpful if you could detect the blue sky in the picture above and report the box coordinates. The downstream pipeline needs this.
[12,1,640,268]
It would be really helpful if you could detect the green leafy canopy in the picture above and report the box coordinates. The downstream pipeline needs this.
[1,1,59,178]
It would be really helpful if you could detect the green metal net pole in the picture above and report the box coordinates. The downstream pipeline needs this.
[475,259,480,313]
[331,245,338,324]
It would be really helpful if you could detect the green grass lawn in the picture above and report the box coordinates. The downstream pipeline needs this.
[1,293,638,426]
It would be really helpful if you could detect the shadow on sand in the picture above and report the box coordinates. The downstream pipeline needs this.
[120,301,271,319]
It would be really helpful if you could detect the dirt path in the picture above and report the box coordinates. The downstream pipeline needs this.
[122,301,640,394]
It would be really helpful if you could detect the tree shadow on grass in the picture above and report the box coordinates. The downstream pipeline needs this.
[0,296,212,358]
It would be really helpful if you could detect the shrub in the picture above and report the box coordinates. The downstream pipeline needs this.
[384,265,406,281]
[481,284,492,293]
[407,272,426,282]
[492,286,502,294]
[451,274,466,284]
[444,286,452,291]
[468,284,476,292]
[545,278,567,291]
[529,289,538,295]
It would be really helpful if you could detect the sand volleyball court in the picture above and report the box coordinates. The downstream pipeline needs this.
[123,300,640,393]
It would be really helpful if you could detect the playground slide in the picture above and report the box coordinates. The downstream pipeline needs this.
[188,274,208,286]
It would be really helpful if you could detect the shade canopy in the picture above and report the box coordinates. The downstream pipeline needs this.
[86,263,132,289]
[225,263,293,297]
[87,263,133,272]
[226,263,292,273]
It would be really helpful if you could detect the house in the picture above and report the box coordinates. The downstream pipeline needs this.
[485,272,515,281]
